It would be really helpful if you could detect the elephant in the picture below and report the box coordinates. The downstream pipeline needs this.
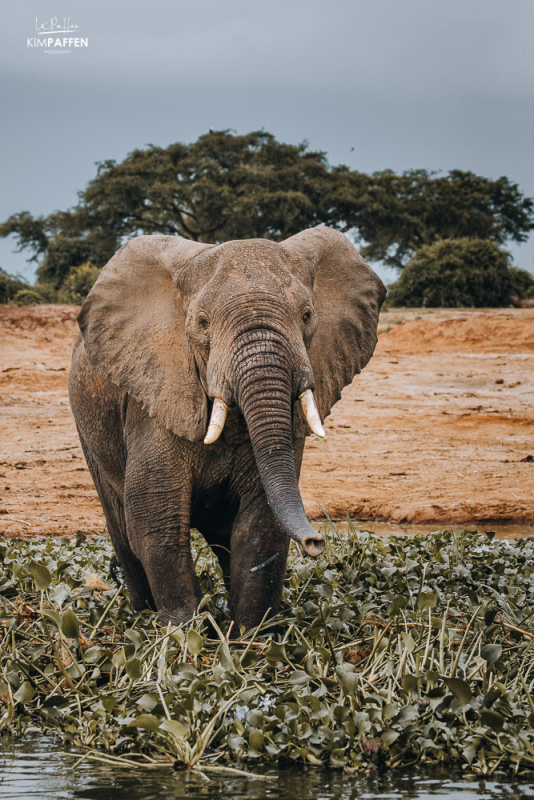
[69,226,386,630]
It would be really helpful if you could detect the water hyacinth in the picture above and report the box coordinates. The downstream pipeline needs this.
[0,526,533,778]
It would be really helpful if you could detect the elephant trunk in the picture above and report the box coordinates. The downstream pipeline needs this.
[233,338,325,558]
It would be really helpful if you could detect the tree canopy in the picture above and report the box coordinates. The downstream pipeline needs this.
[1,130,533,290]
[343,168,534,269]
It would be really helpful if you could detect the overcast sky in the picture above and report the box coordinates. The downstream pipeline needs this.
[1,0,533,285]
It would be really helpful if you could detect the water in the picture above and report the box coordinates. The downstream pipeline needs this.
[314,520,534,540]
[0,734,533,800]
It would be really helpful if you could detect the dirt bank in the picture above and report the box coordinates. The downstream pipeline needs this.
[1,304,533,537]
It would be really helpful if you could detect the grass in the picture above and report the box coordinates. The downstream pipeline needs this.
[0,524,533,778]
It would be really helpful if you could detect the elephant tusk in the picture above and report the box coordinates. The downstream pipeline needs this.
[204,398,228,444]
[299,389,325,438]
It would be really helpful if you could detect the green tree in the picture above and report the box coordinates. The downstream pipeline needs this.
[386,238,514,308]
[78,130,337,243]
[58,262,102,304]
[344,169,534,269]
[1,131,533,289]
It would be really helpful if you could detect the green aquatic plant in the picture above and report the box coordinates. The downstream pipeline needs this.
[0,527,533,778]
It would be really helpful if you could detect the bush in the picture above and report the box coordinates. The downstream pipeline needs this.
[58,261,101,304]
[11,288,46,306]
[508,266,534,299]
[0,268,29,304]
[33,282,59,303]
[386,238,514,308]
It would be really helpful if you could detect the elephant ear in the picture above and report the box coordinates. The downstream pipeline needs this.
[78,235,214,442]
[281,227,386,422]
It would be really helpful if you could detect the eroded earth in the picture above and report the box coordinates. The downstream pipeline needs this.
[1,304,533,537]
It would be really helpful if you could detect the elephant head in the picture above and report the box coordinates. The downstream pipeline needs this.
[78,227,386,557]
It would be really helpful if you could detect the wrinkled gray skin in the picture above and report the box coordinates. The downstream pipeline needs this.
[69,227,386,630]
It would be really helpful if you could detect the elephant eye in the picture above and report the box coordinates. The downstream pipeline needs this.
[302,310,312,324]
[197,312,210,330]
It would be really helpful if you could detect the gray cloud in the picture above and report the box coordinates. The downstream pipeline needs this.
[1,0,533,282]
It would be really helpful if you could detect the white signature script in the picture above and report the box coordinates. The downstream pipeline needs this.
[35,17,79,35]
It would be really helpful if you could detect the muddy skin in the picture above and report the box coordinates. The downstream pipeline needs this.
[67,230,385,630]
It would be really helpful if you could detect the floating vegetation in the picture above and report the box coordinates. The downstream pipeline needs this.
[0,526,533,778]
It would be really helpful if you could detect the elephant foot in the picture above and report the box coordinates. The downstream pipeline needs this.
[158,600,201,627]
[108,556,155,612]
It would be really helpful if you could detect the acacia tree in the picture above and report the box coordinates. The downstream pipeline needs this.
[340,168,534,269]
[1,130,533,290]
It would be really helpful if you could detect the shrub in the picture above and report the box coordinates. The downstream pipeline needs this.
[33,282,59,303]
[387,238,514,308]
[508,266,534,299]
[58,261,101,304]
[11,288,46,306]
[0,268,29,304]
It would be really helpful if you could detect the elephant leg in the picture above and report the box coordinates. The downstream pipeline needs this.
[124,461,201,626]
[79,439,154,611]
[229,493,290,632]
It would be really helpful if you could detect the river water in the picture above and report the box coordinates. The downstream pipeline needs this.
[0,734,532,800]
